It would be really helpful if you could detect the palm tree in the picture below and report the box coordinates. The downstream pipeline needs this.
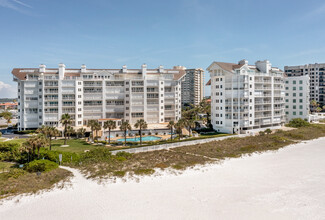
[134,119,148,145]
[0,111,13,127]
[87,120,97,142]
[120,120,131,146]
[167,121,175,140]
[60,114,72,145]
[24,134,48,159]
[66,126,75,139]
[77,128,86,138]
[184,119,195,137]
[93,122,101,142]
[199,99,212,129]
[175,119,185,140]
[103,120,116,144]
[311,100,319,112]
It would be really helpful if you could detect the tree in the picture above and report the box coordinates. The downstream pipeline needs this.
[134,119,148,145]
[66,126,75,139]
[103,120,116,144]
[93,122,101,141]
[60,114,72,145]
[174,119,185,140]
[23,134,48,159]
[311,100,319,112]
[167,121,175,141]
[199,99,212,129]
[264,128,272,135]
[87,120,98,142]
[184,119,195,137]
[120,120,131,146]
[37,126,59,150]
[316,107,322,113]
[0,111,13,127]
[77,128,86,138]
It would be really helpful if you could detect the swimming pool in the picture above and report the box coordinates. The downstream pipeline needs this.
[117,136,161,142]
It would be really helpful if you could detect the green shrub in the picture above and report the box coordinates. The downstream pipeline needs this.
[259,131,265,136]
[265,129,272,135]
[3,168,26,179]
[25,160,58,173]
[287,118,310,128]
[80,148,112,163]
[133,168,155,175]
[115,151,132,159]
[113,170,126,177]
[0,142,23,162]
[0,131,2,137]
[39,149,80,164]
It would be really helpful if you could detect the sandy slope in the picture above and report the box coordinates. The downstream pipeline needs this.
[1,138,325,220]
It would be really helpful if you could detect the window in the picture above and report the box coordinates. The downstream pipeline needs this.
[299,112,303,115]
[293,99,296,103]
[78,88,81,91]
[293,112,296,115]
[299,93,303,97]
[299,105,303,109]
[293,80,296,84]
[299,87,303,90]
[299,99,303,103]
[293,93,296,97]
[78,114,82,118]
[78,95,82,98]
[299,80,303,84]
[78,108,82,111]
[293,87,296,90]
[293,105,296,109]
[78,82,82,85]
[286,105,289,108]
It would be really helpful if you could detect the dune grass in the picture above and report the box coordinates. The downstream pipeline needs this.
[75,124,325,179]
[0,168,72,199]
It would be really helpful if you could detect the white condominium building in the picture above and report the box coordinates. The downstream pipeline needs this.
[284,63,325,107]
[207,60,286,134]
[12,64,185,131]
[181,68,205,107]
[284,75,310,121]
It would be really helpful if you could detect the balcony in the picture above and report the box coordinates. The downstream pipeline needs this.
[84,94,103,100]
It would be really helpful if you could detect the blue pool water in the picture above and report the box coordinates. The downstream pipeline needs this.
[117,136,161,142]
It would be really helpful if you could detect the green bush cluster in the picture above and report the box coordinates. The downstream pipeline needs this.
[39,148,80,164]
[2,168,26,179]
[0,142,23,162]
[14,130,36,135]
[25,159,58,173]
[287,118,310,128]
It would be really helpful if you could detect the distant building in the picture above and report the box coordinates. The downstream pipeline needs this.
[284,63,325,108]
[284,75,310,121]
[207,59,286,134]
[181,68,204,107]
[12,64,186,131]
[0,102,18,110]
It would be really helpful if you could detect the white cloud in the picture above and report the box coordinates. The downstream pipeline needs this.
[0,0,32,13]
[0,81,17,98]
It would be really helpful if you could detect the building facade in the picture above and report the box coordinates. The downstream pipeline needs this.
[207,60,286,134]
[284,63,325,107]
[284,75,310,121]
[181,68,204,107]
[12,64,185,130]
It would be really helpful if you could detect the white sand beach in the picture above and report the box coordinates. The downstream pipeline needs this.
[1,138,325,220]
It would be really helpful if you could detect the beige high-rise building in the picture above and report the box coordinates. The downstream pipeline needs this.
[181,68,204,107]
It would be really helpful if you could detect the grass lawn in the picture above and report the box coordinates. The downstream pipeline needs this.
[1,138,28,145]
[51,139,102,153]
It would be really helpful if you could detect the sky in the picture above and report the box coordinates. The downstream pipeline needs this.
[0,0,325,98]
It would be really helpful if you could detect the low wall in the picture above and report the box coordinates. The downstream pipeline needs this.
[111,134,250,155]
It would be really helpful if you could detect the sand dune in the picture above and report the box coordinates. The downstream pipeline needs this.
[1,138,325,220]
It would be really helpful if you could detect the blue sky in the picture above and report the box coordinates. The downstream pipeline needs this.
[0,0,325,98]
